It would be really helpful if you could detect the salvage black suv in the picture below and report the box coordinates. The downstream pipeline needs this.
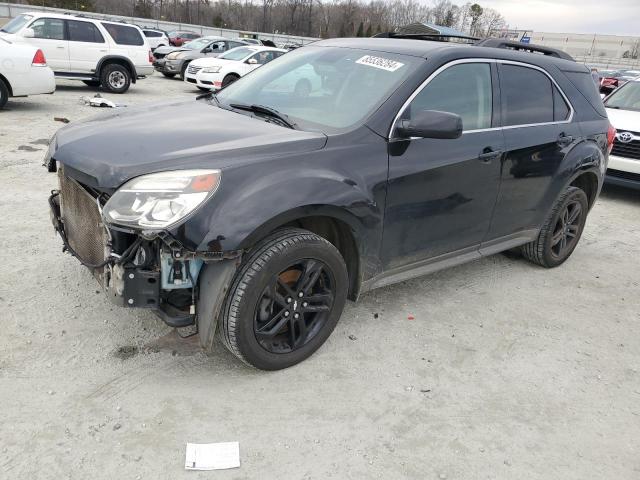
[48,36,614,370]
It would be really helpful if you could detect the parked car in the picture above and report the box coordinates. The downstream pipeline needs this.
[167,30,200,47]
[0,12,153,93]
[0,36,55,108]
[185,46,286,90]
[47,37,612,370]
[153,36,248,79]
[142,28,169,50]
[603,78,640,188]
[600,69,640,95]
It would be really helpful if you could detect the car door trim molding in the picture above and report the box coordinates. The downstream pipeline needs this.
[389,58,575,139]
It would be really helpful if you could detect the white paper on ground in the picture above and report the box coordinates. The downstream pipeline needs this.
[184,442,240,470]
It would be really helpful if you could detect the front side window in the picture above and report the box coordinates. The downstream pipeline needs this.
[30,18,65,40]
[501,64,554,126]
[216,46,420,133]
[407,63,492,131]
[0,14,33,34]
[184,38,212,50]
[67,20,104,43]
[101,23,143,46]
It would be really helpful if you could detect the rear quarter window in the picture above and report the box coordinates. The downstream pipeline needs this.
[101,23,144,46]
[562,70,607,117]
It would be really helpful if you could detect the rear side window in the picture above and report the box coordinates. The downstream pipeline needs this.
[563,70,608,117]
[30,18,65,40]
[68,20,104,43]
[501,65,554,126]
[101,23,144,46]
[409,62,493,131]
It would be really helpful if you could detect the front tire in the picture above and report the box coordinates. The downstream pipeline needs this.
[221,73,239,88]
[219,228,348,370]
[162,72,176,78]
[100,64,131,93]
[521,186,588,268]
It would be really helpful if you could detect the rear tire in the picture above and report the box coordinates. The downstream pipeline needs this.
[219,228,348,370]
[521,186,588,268]
[100,63,131,94]
[162,72,176,78]
[0,79,8,109]
[222,73,239,88]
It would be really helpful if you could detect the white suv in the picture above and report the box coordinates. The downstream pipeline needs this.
[142,28,169,51]
[0,12,153,93]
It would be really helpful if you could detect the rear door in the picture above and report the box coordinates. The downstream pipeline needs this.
[485,62,580,241]
[381,61,504,269]
[67,20,107,73]
[26,17,69,71]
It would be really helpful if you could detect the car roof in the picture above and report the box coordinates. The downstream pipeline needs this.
[312,37,581,71]
[22,11,141,28]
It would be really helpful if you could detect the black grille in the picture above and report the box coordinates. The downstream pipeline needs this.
[611,131,640,160]
[58,169,107,274]
[153,52,167,59]
[607,168,640,182]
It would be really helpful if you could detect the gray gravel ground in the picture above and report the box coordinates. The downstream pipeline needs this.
[1,76,639,480]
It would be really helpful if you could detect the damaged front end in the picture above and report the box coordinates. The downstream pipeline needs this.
[49,166,235,329]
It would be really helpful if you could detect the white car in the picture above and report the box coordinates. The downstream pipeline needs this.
[184,46,286,91]
[0,12,153,93]
[0,36,55,108]
[142,28,170,50]
[604,77,640,189]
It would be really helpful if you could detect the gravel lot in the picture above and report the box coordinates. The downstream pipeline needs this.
[1,75,639,479]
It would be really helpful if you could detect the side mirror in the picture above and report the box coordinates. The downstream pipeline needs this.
[202,47,211,53]
[22,27,35,38]
[247,58,258,65]
[396,109,463,139]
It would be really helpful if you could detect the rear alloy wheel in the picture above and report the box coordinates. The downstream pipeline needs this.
[219,228,348,370]
[100,64,131,93]
[522,186,588,268]
[222,73,239,88]
[0,79,8,109]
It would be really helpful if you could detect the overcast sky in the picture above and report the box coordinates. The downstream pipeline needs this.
[478,0,639,36]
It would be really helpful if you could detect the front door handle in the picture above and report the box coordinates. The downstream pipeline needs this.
[478,147,503,163]
[557,132,574,147]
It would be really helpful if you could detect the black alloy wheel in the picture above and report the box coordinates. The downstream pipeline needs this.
[254,259,335,354]
[550,198,582,259]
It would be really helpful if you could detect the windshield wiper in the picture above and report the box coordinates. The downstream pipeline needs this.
[229,103,298,129]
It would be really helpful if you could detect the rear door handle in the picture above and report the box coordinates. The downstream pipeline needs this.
[557,132,574,147]
[478,148,503,163]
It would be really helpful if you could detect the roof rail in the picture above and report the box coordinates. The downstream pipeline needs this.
[373,32,480,44]
[474,38,574,61]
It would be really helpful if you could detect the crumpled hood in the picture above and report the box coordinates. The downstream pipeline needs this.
[153,45,187,56]
[54,99,327,189]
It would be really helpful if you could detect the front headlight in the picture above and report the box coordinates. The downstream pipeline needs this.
[103,169,221,229]
[202,66,222,73]
[166,52,181,60]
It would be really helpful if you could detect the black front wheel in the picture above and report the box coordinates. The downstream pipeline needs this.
[219,229,348,370]
[522,186,588,267]
[221,74,239,88]
[0,79,8,109]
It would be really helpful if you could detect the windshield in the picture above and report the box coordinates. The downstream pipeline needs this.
[0,14,33,34]
[220,47,256,61]
[183,38,215,50]
[605,81,640,111]
[216,46,420,133]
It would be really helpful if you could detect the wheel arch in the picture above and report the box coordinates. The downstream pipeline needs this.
[96,56,137,83]
[0,73,13,96]
[240,206,363,300]
[569,170,599,209]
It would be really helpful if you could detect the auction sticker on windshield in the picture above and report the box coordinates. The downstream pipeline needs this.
[355,55,404,72]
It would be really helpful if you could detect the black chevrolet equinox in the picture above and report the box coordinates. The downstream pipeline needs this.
[48,36,614,370]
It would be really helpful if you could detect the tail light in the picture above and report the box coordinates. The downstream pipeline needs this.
[32,49,47,66]
[607,124,616,154]
[148,49,154,63]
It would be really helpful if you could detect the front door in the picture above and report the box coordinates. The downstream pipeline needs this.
[27,17,69,71]
[381,61,504,270]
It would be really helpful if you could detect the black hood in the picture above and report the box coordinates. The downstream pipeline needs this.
[54,99,327,189]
